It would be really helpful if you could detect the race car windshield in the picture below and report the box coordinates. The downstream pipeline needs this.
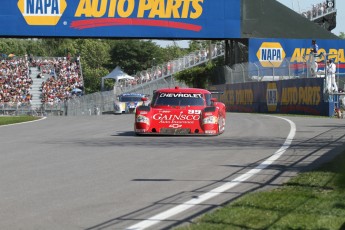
[155,93,205,106]
[119,96,143,102]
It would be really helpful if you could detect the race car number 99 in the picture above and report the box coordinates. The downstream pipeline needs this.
[188,110,201,114]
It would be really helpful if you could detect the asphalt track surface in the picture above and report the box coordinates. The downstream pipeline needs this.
[1,113,345,230]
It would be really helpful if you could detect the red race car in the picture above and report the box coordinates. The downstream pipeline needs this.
[134,87,226,135]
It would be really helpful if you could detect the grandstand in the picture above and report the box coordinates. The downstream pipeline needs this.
[0,58,32,114]
[0,55,84,115]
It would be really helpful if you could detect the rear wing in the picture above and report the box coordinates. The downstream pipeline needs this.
[209,90,224,95]
[209,90,224,102]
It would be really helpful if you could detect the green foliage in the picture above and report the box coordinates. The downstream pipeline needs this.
[73,39,111,93]
[108,39,162,75]
[82,65,109,94]
[0,38,38,57]
[175,56,224,88]
[77,39,111,69]
[339,32,345,39]
[188,40,223,52]
[175,62,212,88]
[159,41,190,61]
[25,40,46,56]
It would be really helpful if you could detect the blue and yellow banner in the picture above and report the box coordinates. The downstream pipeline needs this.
[211,78,333,116]
[0,0,241,38]
[249,38,345,76]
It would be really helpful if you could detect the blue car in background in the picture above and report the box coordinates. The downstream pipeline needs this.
[114,93,149,114]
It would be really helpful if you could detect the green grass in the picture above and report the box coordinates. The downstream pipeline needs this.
[0,116,40,126]
[178,152,345,230]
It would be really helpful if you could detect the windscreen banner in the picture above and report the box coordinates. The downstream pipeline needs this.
[249,38,345,77]
[210,78,333,116]
[0,0,241,38]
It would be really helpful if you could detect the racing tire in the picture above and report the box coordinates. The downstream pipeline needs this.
[218,116,225,134]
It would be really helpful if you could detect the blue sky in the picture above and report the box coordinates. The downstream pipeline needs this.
[156,0,343,48]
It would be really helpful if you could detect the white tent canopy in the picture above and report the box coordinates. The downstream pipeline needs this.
[101,66,134,91]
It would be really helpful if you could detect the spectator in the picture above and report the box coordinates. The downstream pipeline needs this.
[310,39,320,76]
[326,59,338,93]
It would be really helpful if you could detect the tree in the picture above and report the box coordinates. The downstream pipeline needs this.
[339,32,345,39]
[175,62,214,88]
[108,39,164,75]
[82,65,109,94]
[175,55,225,88]
[159,41,189,62]
[0,39,10,56]
[25,39,47,56]
[76,39,111,93]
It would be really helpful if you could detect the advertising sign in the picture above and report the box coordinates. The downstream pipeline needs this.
[0,0,241,38]
[210,78,332,116]
[249,38,345,76]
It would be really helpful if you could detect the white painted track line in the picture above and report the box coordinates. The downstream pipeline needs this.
[126,116,296,230]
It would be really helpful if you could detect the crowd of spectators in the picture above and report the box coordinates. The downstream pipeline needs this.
[38,56,83,105]
[301,1,334,20]
[0,54,84,110]
[0,58,32,107]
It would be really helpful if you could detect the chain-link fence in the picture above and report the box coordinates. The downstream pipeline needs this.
[64,76,188,116]
[0,103,37,116]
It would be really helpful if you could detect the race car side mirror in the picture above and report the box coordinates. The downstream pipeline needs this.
[141,97,148,102]
[211,98,218,105]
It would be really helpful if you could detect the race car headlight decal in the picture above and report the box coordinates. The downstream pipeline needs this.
[202,116,218,124]
[136,115,150,125]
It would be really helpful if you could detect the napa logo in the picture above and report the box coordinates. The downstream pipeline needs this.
[17,0,67,26]
[256,42,286,68]
[267,82,278,112]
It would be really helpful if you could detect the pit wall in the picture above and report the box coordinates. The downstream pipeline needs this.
[209,78,334,116]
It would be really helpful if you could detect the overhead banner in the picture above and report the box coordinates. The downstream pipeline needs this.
[249,38,345,76]
[0,0,241,38]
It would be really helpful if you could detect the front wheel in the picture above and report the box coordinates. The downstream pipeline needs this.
[218,116,226,134]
